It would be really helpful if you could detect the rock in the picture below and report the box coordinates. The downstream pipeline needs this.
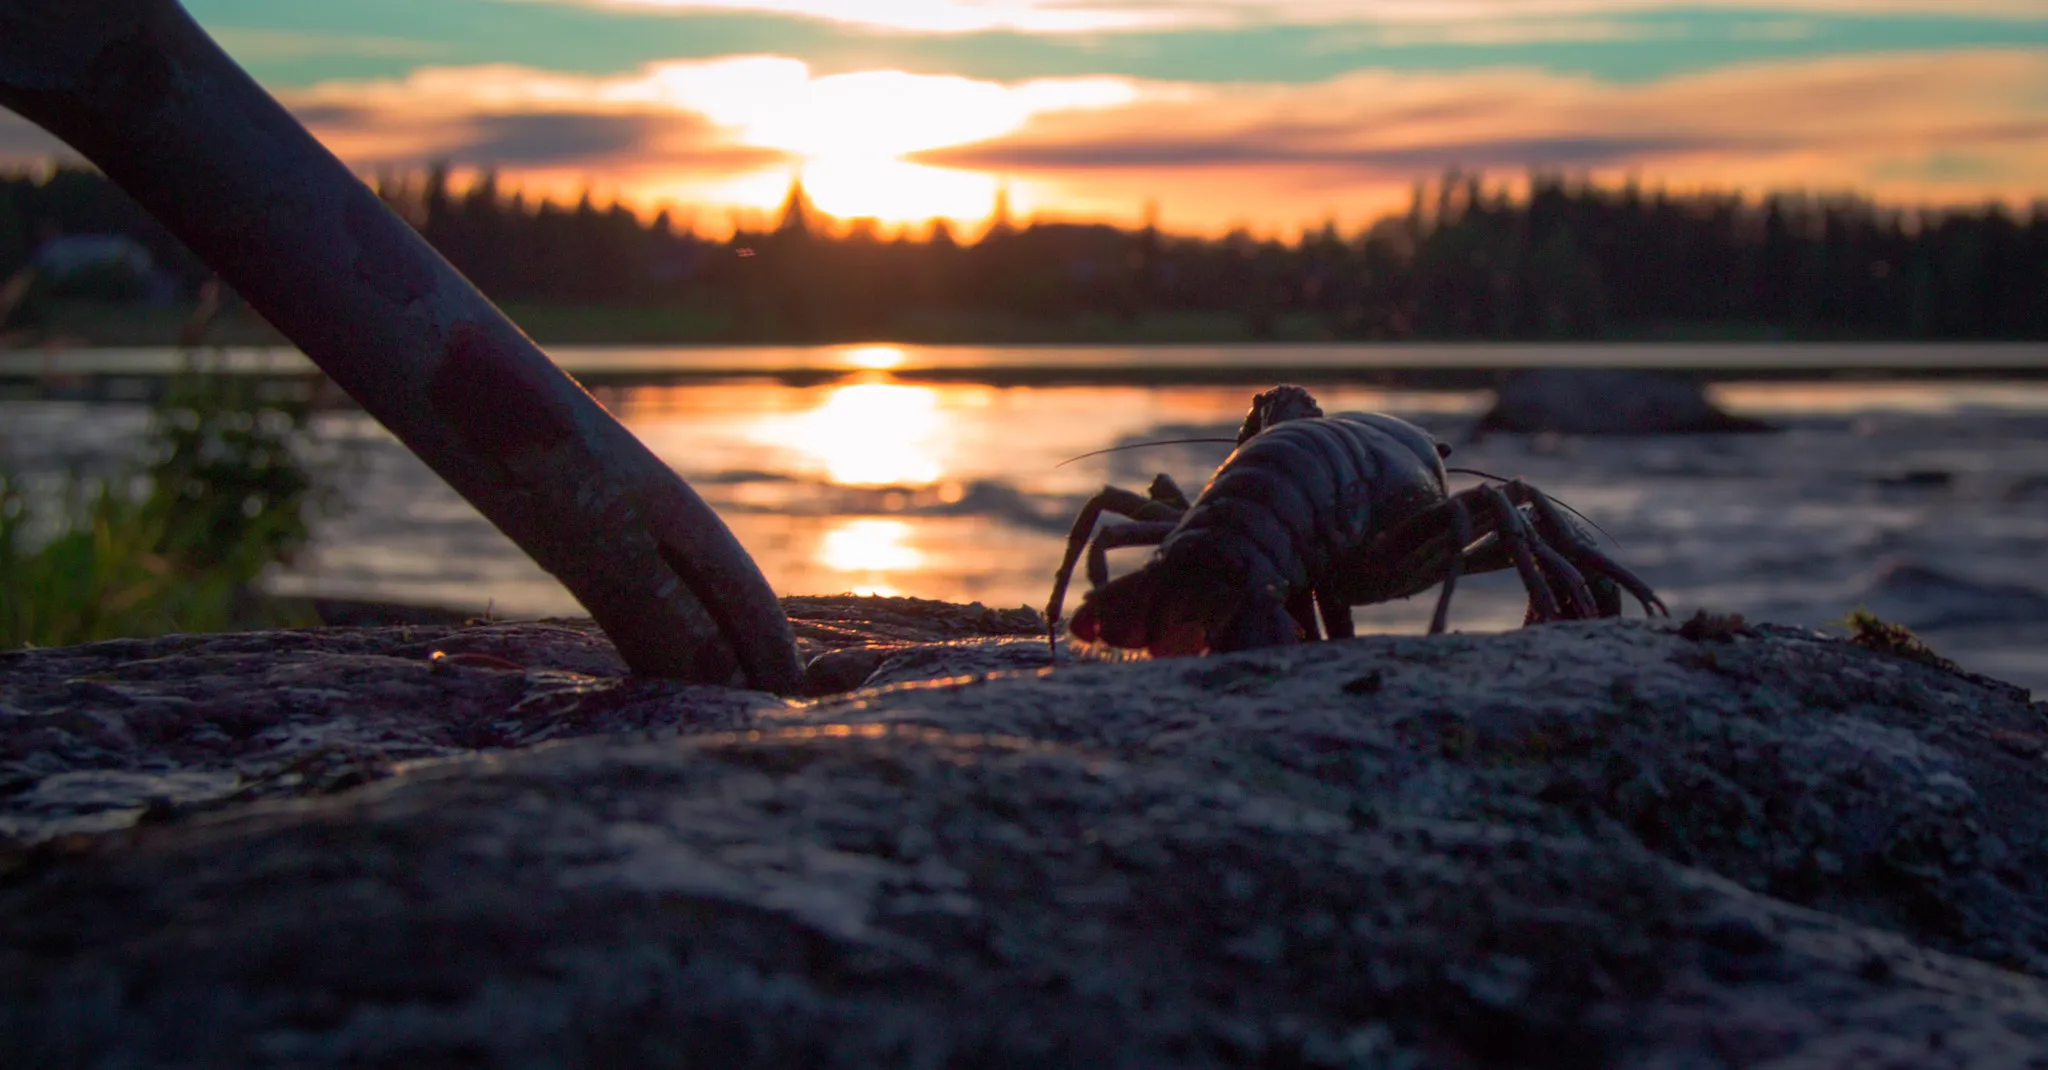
[6,606,2048,1066]
[1472,369,1777,438]
[0,596,1046,843]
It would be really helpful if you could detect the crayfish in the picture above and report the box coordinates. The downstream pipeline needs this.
[1046,385,1667,657]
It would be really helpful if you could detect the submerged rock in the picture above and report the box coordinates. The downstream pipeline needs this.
[1472,369,1777,438]
[4,602,2048,1066]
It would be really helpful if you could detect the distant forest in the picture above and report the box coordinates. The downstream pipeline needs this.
[3,163,2044,342]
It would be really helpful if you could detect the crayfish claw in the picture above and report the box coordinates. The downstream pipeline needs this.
[1477,485,1564,623]
[1507,480,1667,621]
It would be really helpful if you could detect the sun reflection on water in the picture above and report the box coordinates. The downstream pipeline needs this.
[839,344,907,371]
[819,518,925,596]
[821,518,924,572]
[754,379,945,486]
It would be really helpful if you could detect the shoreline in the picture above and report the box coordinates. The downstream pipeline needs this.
[5,338,2046,397]
[6,298,2047,352]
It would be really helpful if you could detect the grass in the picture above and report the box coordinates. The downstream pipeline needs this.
[1840,608,1962,674]
[0,355,329,648]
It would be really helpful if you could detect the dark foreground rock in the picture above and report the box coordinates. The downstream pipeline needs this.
[1472,369,1777,438]
[5,599,2048,1067]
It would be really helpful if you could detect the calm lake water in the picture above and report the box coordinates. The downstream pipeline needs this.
[5,342,2048,694]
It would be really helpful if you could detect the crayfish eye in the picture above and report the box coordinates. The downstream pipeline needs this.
[1435,442,1454,459]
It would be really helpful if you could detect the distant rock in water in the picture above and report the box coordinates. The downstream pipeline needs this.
[1471,368,1777,438]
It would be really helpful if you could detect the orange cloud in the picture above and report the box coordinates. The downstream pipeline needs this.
[920,49,2048,231]
[501,0,1176,33]
[283,63,783,175]
[279,58,1136,226]
[104,46,2032,235]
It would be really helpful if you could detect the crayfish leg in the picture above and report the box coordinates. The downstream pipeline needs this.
[1148,473,1192,511]
[1428,496,1476,635]
[1471,485,1565,623]
[1046,484,1185,656]
[1286,588,1322,642]
[1316,586,1355,640]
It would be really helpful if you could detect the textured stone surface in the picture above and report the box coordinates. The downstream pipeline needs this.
[0,596,1041,844]
[5,600,2048,1067]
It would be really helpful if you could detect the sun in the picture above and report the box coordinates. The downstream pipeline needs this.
[800,159,1001,227]
[738,69,1032,226]
[642,60,1133,227]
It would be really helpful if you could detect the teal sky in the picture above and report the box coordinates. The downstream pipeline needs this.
[184,0,2048,87]
[6,1,2045,231]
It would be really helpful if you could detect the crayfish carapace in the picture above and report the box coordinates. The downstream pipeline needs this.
[1046,385,1667,658]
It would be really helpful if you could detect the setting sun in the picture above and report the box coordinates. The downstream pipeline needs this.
[45,1,2023,237]
[803,159,1003,227]
[634,59,1133,225]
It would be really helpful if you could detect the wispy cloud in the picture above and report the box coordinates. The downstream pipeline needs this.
[498,0,1175,33]
[297,102,779,171]
[925,49,2048,170]
[268,58,1136,222]
[284,55,1129,158]
[184,0,2048,95]
[917,48,2048,228]
[511,0,2048,35]
[1198,0,2048,23]
[240,47,2048,229]
[940,134,1724,170]
[10,11,2041,234]
[281,62,792,178]
[1333,18,1669,46]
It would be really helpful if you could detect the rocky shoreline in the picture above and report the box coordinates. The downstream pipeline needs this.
[5,599,2048,1066]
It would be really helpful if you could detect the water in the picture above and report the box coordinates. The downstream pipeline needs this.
[4,345,2047,695]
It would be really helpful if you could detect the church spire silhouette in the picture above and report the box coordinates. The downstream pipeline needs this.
[775,174,817,237]
[984,181,1015,239]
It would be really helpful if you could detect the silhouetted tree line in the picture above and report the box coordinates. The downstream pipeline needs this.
[6,163,2044,340]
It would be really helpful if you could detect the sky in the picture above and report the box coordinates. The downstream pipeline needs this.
[3,0,2046,234]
